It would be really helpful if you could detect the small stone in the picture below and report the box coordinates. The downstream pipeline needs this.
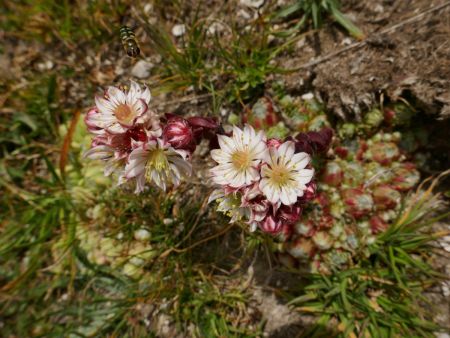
[441,282,450,297]
[163,218,174,225]
[301,92,314,100]
[143,3,153,15]
[240,0,265,8]
[134,228,151,241]
[131,60,153,79]
[172,24,186,37]
[45,60,54,70]
[435,333,450,338]
[207,22,225,35]
[237,9,251,19]
[342,38,353,45]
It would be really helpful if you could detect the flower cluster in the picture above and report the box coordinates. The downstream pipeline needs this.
[209,125,333,236]
[84,81,217,192]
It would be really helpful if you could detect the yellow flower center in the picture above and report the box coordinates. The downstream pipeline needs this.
[231,150,251,171]
[269,165,291,186]
[145,148,169,180]
[114,103,135,124]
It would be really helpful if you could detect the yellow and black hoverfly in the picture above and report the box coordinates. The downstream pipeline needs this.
[120,25,140,58]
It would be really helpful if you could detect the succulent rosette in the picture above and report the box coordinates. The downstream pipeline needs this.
[209,125,332,235]
[241,94,424,274]
[279,129,421,273]
[84,80,218,192]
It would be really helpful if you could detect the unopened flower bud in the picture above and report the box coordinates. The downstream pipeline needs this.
[259,214,283,234]
[303,181,317,201]
[163,116,194,151]
[266,138,282,149]
[279,205,302,223]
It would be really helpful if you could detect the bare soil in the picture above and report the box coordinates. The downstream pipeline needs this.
[282,0,450,120]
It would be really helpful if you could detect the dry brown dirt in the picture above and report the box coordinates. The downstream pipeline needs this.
[282,0,450,121]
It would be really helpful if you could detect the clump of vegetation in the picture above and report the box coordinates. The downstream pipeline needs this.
[273,0,365,39]
[0,1,448,337]
[288,173,449,337]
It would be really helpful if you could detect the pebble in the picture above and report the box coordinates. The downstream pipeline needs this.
[342,38,353,46]
[143,3,153,15]
[131,60,153,79]
[441,235,450,252]
[36,60,54,71]
[163,218,174,225]
[207,22,225,35]
[237,9,251,19]
[301,92,314,100]
[172,24,186,37]
[134,228,151,241]
[435,333,450,338]
[441,281,450,297]
[240,0,265,8]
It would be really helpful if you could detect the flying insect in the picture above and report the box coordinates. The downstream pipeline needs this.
[120,25,140,58]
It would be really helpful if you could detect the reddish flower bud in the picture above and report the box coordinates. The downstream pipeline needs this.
[307,128,333,154]
[266,138,283,149]
[372,185,401,210]
[370,215,388,234]
[322,161,343,186]
[356,141,368,161]
[335,146,349,159]
[187,116,219,150]
[277,223,294,242]
[187,116,218,130]
[302,181,317,201]
[259,214,283,234]
[342,188,374,219]
[383,108,395,124]
[295,128,333,155]
[279,205,302,224]
[163,116,195,151]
